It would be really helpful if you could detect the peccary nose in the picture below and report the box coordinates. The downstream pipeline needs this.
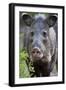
[31,47,43,60]
[32,48,41,56]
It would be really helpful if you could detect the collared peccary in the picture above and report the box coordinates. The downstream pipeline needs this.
[20,13,58,77]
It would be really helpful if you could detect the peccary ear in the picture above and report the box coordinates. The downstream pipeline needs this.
[47,15,57,27]
[22,13,33,26]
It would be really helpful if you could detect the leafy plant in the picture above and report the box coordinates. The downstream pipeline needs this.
[19,49,30,78]
[20,49,29,62]
[19,48,36,78]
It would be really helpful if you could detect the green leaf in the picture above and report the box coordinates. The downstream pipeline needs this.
[19,60,30,78]
[20,49,29,61]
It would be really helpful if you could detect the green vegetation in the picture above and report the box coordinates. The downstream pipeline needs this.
[19,49,35,78]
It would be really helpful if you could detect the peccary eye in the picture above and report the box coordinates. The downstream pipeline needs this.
[43,31,47,37]
[30,31,34,36]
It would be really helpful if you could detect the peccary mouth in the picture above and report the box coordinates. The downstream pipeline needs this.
[33,59,51,77]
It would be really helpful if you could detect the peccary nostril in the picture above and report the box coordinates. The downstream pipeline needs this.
[37,51,40,54]
[32,51,40,54]
[31,48,41,55]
